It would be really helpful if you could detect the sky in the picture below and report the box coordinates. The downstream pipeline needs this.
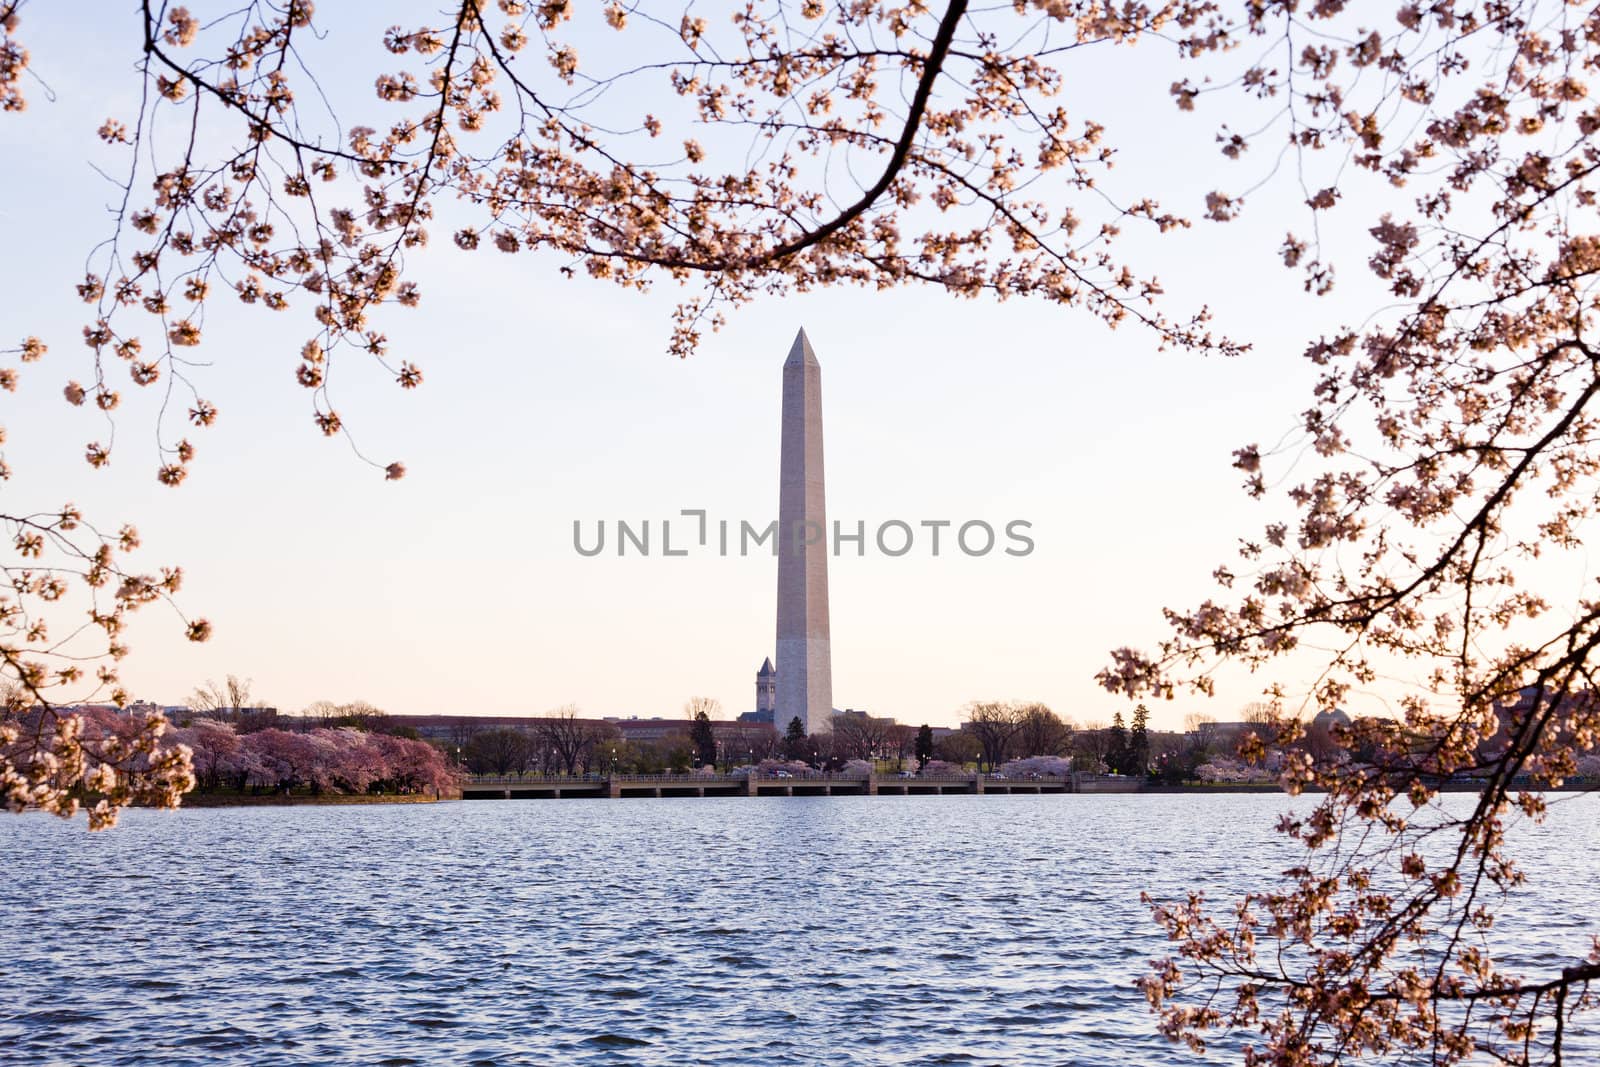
[0,3,1433,729]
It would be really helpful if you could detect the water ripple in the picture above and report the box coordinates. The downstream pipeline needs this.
[1,794,1596,1064]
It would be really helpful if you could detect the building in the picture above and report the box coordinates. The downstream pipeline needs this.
[387,712,774,753]
[389,713,579,744]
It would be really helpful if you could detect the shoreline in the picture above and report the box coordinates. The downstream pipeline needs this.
[147,776,1597,809]
[172,792,451,809]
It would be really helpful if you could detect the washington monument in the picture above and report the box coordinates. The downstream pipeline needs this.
[775,328,832,736]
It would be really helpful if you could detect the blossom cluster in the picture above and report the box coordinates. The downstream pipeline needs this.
[58,0,1248,507]
[2,704,195,830]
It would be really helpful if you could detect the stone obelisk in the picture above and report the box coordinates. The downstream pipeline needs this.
[775,328,832,737]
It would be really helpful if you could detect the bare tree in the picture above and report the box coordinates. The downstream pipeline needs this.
[534,705,613,776]
[829,713,895,761]
[962,702,1022,772]
[333,700,388,731]
[726,723,778,764]
[1238,701,1282,726]
[301,700,342,725]
[580,722,623,775]
[684,696,723,720]
[462,727,530,776]
[885,723,918,768]
[534,705,586,776]
[189,675,256,717]
[1070,721,1112,771]
[1180,712,1220,755]
[1013,702,1072,758]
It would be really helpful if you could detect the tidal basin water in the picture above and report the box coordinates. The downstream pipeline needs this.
[3,793,1597,1066]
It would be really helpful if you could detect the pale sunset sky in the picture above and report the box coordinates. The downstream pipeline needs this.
[0,4,1455,729]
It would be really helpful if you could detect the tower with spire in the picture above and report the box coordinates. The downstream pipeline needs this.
[774,328,833,737]
[755,657,776,720]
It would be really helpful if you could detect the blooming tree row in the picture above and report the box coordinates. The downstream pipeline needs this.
[171,720,456,796]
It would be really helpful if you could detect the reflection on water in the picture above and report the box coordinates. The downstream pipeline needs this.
[1,793,1595,1065]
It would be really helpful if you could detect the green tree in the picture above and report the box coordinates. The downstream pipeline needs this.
[1151,747,1201,786]
[782,717,812,764]
[1129,705,1151,777]
[914,724,934,771]
[662,738,695,774]
[689,710,717,768]
[626,741,664,776]
[1107,712,1129,775]
[934,731,982,769]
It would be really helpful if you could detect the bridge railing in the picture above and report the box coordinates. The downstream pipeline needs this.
[462,771,878,786]
[608,773,870,784]
[463,773,606,783]
[462,771,1077,787]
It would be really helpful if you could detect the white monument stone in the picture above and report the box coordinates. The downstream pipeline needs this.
[775,328,833,737]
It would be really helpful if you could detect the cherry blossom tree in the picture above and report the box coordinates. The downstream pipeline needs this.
[169,718,241,790]
[917,758,964,777]
[1084,0,1600,1059]
[2,702,194,828]
[998,754,1072,777]
[1192,754,1273,785]
[170,723,452,796]
[753,757,814,777]
[243,727,318,793]
[362,730,455,794]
